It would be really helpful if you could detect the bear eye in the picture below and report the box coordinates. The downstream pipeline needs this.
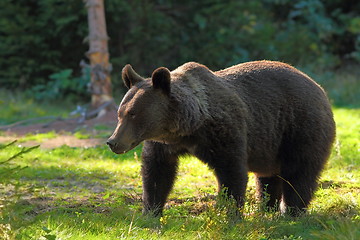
[128,111,136,119]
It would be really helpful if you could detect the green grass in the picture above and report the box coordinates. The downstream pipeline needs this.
[0,107,359,239]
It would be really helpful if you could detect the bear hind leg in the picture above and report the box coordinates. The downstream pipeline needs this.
[280,150,324,216]
[279,118,333,216]
[280,172,317,217]
[278,135,329,216]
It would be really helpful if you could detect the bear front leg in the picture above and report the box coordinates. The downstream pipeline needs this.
[141,141,179,216]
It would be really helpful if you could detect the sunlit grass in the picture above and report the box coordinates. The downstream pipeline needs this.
[321,108,360,200]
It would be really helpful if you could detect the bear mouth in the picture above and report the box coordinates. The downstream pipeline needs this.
[109,141,140,154]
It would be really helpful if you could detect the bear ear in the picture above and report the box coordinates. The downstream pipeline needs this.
[122,64,143,89]
[151,67,171,95]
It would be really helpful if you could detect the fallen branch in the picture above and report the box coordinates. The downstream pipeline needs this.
[0,101,118,131]
[84,100,117,120]
[0,116,63,130]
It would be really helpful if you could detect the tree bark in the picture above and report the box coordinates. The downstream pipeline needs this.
[84,0,113,112]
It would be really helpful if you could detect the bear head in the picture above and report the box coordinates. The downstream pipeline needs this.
[107,64,173,154]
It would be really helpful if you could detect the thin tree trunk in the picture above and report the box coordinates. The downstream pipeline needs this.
[84,0,113,113]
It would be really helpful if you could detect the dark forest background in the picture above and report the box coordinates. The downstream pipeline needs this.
[1,0,359,101]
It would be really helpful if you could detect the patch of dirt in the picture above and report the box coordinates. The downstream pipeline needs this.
[0,110,117,148]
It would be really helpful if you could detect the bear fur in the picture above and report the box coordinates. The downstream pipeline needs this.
[107,61,336,216]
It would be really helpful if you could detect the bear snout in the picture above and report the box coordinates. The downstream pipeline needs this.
[106,137,138,154]
[106,138,124,154]
[106,138,116,148]
[106,138,119,152]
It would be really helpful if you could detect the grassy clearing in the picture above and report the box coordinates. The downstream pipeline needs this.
[0,107,359,239]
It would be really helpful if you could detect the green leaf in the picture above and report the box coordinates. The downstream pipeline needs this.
[44,234,56,240]
[42,226,52,234]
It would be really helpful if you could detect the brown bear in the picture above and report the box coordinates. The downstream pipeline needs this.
[107,61,335,216]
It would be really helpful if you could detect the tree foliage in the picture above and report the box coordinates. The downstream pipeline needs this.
[1,0,359,93]
[0,0,87,88]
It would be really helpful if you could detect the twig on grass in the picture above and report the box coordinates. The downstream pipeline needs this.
[0,100,118,131]
[0,142,40,165]
[276,174,307,208]
[0,116,63,130]
[128,210,136,235]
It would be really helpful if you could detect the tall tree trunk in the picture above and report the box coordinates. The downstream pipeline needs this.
[84,0,114,115]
